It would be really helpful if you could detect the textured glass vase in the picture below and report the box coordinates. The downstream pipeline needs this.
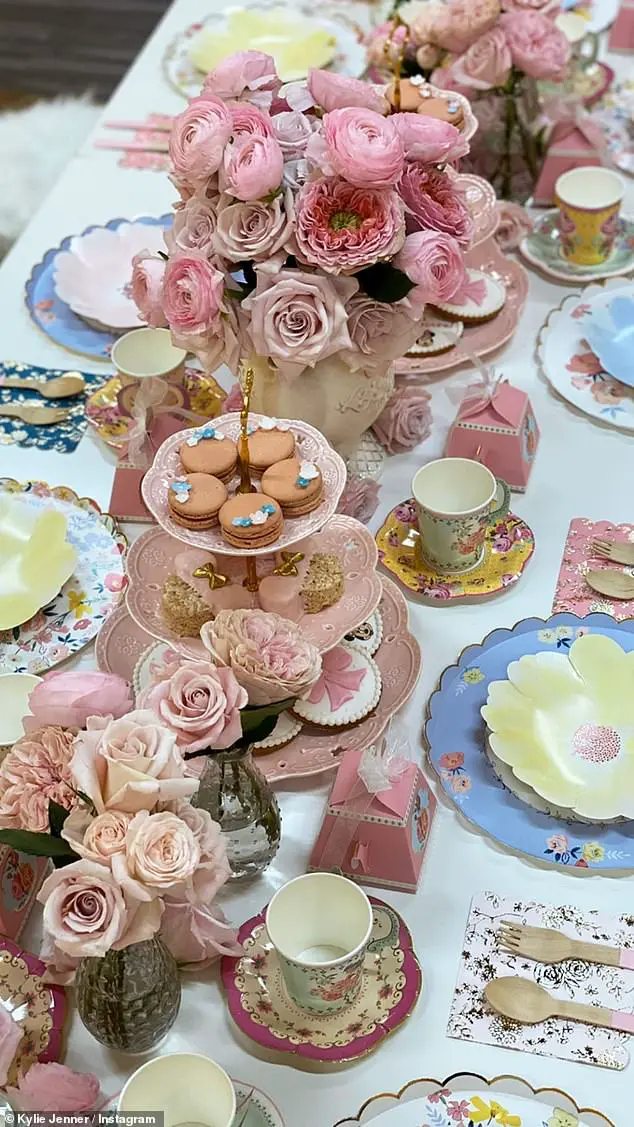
[75,937,181,1053]
[192,749,281,880]
[467,76,542,203]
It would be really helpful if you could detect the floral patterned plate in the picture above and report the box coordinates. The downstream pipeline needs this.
[0,937,66,1087]
[338,1089,596,1127]
[221,898,421,1065]
[520,211,634,284]
[376,502,534,604]
[0,481,126,675]
[425,612,634,873]
[85,368,225,450]
[536,278,634,431]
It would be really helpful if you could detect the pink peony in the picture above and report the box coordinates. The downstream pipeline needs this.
[213,188,294,262]
[311,108,404,189]
[169,95,232,186]
[495,201,533,250]
[162,252,225,336]
[271,110,316,159]
[24,670,133,734]
[0,727,77,832]
[203,50,279,105]
[372,385,433,453]
[222,134,284,201]
[392,113,469,164]
[433,0,501,53]
[7,1063,100,1114]
[228,100,274,139]
[500,10,570,78]
[307,69,389,115]
[395,230,466,302]
[131,252,168,328]
[201,609,322,705]
[160,898,242,967]
[62,806,131,866]
[336,474,381,524]
[451,27,513,89]
[400,165,474,246]
[167,195,218,257]
[294,176,405,274]
[137,659,247,753]
[343,293,423,372]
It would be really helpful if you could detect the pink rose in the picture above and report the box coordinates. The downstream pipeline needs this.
[500,10,569,78]
[393,113,469,164]
[137,659,247,753]
[272,110,316,158]
[336,474,381,524]
[0,1006,24,1087]
[167,195,218,257]
[160,899,242,967]
[400,165,474,246]
[0,727,77,832]
[434,0,501,53]
[546,833,569,852]
[162,253,225,336]
[366,22,407,69]
[343,293,424,372]
[61,806,131,865]
[228,100,274,139]
[408,2,448,44]
[24,670,133,734]
[311,107,404,188]
[294,176,405,274]
[131,252,168,328]
[213,188,294,263]
[495,201,533,250]
[372,385,433,452]
[222,134,284,201]
[451,27,512,89]
[395,230,466,302]
[70,709,198,814]
[166,801,231,903]
[307,69,389,115]
[201,609,322,705]
[7,1063,100,1114]
[114,810,200,899]
[203,50,279,105]
[171,297,244,378]
[243,266,356,381]
[169,95,232,186]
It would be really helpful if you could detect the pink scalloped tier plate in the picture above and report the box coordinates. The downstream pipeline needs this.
[0,937,66,1086]
[221,897,422,1065]
[125,516,382,654]
[142,412,347,556]
[394,238,529,377]
[95,603,154,681]
[448,170,499,247]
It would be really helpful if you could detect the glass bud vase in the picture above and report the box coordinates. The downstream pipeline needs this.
[192,749,281,880]
[75,937,181,1053]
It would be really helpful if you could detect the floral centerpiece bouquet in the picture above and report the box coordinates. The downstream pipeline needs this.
[132,50,475,453]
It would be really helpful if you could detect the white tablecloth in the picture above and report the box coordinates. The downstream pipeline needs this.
[1,4,633,1124]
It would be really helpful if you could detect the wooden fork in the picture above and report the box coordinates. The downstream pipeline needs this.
[0,403,70,426]
[591,538,634,567]
[499,921,634,969]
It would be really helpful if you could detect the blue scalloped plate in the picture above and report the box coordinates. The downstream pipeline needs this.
[25,214,171,361]
[425,612,634,872]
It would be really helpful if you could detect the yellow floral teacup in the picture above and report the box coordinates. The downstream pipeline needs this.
[412,457,510,575]
[555,167,624,267]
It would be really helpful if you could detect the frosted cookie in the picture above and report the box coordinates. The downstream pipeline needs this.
[431,269,505,324]
[246,417,295,476]
[161,574,214,637]
[252,711,302,754]
[292,643,381,729]
[406,321,464,357]
[180,425,237,481]
[261,458,323,518]
[344,609,383,656]
[167,473,227,531]
[219,494,283,549]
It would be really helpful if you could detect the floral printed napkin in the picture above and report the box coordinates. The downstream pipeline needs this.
[448,890,634,1070]
[552,517,634,622]
[0,361,108,453]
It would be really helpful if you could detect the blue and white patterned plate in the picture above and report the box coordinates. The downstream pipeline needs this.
[425,612,634,873]
[0,361,108,453]
[25,215,171,361]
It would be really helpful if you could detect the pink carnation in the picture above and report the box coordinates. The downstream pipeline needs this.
[137,659,247,753]
[203,50,279,105]
[162,252,225,336]
[169,95,232,186]
[222,134,284,202]
[312,107,404,189]
[131,252,167,328]
[400,165,474,246]
[0,727,77,832]
[395,230,466,303]
[307,69,389,115]
[294,176,405,274]
[392,113,469,164]
[500,10,570,78]
[372,385,433,453]
[336,474,381,524]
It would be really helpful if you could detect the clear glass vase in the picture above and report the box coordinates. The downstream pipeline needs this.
[75,937,181,1053]
[192,749,281,880]
[466,75,543,203]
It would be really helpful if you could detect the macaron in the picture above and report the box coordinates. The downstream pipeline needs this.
[179,425,237,482]
[260,457,324,518]
[167,473,227,531]
[219,493,284,549]
[246,418,296,475]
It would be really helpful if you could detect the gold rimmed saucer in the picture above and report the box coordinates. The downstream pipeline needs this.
[85,368,225,449]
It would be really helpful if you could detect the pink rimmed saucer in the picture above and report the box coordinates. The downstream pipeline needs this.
[221,897,422,1066]
[124,516,382,654]
[0,937,66,1087]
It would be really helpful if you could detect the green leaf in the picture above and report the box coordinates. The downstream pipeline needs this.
[48,800,69,838]
[240,698,296,737]
[358,262,415,304]
[0,829,77,859]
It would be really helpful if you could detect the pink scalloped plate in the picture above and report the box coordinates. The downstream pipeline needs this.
[395,238,529,377]
[142,412,347,556]
[449,171,499,247]
[95,602,154,681]
[0,937,66,1086]
[125,515,382,654]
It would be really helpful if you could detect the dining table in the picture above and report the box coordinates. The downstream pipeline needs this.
[0,0,633,1123]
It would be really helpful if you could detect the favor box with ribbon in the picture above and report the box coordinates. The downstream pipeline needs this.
[445,378,539,491]
[308,747,436,893]
[0,847,48,941]
[533,122,603,207]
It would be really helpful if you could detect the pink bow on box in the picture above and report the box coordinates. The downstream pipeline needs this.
[446,352,508,420]
[307,648,367,713]
[123,375,208,469]
[541,96,611,163]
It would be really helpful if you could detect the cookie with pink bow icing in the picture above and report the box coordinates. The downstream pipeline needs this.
[431,269,506,324]
[292,642,382,729]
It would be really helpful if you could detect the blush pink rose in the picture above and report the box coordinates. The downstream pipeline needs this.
[434,0,501,53]
[307,69,389,115]
[271,110,316,158]
[311,108,404,188]
[201,609,322,705]
[131,252,168,328]
[395,230,466,302]
[167,195,218,257]
[372,385,433,453]
[500,10,570,78]
[336,474,380,524]
[162,253,225,335]
[451,27,513,89]
[165,801,231,903]
[137,659,247,753]
[62,806,131,866]
[222,134,284,201]
[169,95,232,186]
[495,201,533,250]
[393,113,469,164]
[213,188,294,262]
[24,670,133,734]
[171,297,244,378]
[113,810,200,900]
[294,176,405,274]
[0,727,77,832]
[7,1063,100,1114]
[203,50,279,105]
[342,293,424,372]
[400,165,474,246]
[160,899,242,967]
[228,100,274,139]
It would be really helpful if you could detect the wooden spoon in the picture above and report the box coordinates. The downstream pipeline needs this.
[0,403,71,426]
[485,976,634,1033]
[0,372,85,399]
[585,569,634,600]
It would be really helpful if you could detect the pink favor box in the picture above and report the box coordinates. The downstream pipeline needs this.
[533,124,602,207]
[608,0,634,51]
[445,380,539,492]
[309,749,436,893]
[0,847,48,941]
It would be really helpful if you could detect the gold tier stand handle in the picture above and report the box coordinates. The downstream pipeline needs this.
[237,363,260,594]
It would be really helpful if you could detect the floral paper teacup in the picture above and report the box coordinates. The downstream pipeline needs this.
[266,872,373,1015]
[412,457,510,575]
[555,167,624,267]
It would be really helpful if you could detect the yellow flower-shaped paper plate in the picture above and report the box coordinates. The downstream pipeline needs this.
[482,633,634,822]
[189,7,337,82]
[0,496,77,631]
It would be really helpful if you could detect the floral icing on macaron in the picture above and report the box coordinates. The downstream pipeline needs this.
[232,503,277,527]
[186,425,225,446]
[248,417,292,434]
[296,462,319,489]
[170,480,193,504]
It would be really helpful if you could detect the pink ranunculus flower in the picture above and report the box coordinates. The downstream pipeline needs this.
[213,188,294,263]
[113,810,201,901]
[451,27,513,89]
[61,806,131,866]
[400,165,474,246]
[137,659,247,753]
[70,709,198,815]
[393,114,469,164]
[222,134,284,202]
[307,69,389,115]
[228,100,274,139]
[171,296,244,378]
[167,194,219,257]
[162,252,225,336]
[0,727,77,832]
[38,859,162,958]
[131,252,168,328]
[342,293,423,372]
[24,670,133,734]
[243,266,356,381]
[433,0,501,53]
[271,110,316,159]
[396,230,466,302]
[7,1063,101,1114]
[160,899,242,968]
[500,10,570,78]
[495,201,533,250]
[203,50,279,105]
[311,107,404,188]
[336,474,381,524]
[169,95,233,185]
[201,609,322,705]
[294,176,405,274]
[372,385,433,453]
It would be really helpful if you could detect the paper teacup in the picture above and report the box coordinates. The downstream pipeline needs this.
[118,1053,236,1127]
[266,873,373,1015]
[555,167,624,266]
[412,457,510,575]
[555,11,599,63]
[112,327,187,415]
